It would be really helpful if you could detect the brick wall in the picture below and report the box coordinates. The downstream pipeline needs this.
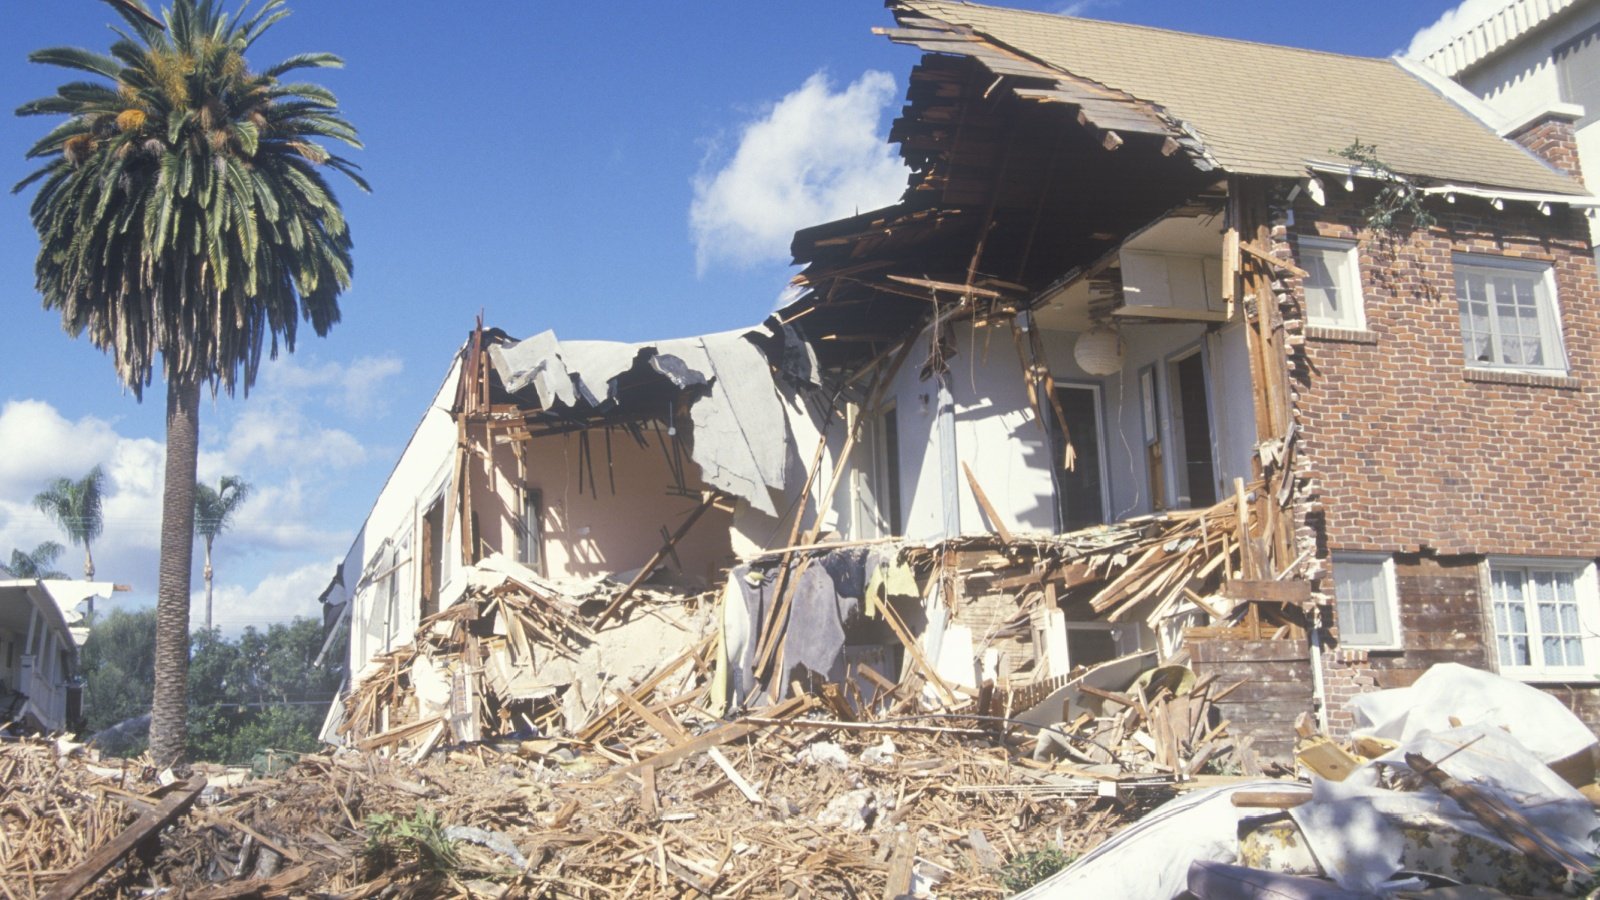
[1277,185,1600,731]
[1319,552,1492,733]
[1287,191,1600,558]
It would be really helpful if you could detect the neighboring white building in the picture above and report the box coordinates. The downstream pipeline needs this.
[1412,0,1600,254]
[0,579,110,732]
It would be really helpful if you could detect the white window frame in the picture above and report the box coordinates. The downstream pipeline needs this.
[1453,254,1568,374]
[1485,557,1600,682]
[1332,552,1402,650]
[1299,236,1366,330]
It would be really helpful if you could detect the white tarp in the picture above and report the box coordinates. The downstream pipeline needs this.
[1014,781,1310,899]
[1349,661,1596,763]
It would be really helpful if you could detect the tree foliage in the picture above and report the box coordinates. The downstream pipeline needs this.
[194,475,250,542]
[0,542,70,580]
[14,0,368,399]
[1333,140,1437,238]
[33,467,106,579]
[80,609,345,764]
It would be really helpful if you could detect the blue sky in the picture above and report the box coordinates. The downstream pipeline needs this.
[0,0,1466,631]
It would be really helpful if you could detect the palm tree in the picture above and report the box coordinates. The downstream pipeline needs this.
[34,466,107,580]
[15,0,366,766]
[1,542,70,580]
[194,475,250,631]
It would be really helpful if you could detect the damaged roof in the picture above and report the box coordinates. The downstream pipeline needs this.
[893,0,1586,194]
[486,323,817,517]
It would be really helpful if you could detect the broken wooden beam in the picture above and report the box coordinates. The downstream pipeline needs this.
[42,774,207,900]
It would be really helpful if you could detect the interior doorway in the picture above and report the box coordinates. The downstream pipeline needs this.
[1168,349,1217,508]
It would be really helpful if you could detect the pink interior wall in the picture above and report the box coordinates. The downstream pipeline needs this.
[471,426,735,584]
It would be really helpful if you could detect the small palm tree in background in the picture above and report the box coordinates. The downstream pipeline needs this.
[34,467,107,580]
[1,542,70,580]
[194,475,250,631]
[15,0,366,765]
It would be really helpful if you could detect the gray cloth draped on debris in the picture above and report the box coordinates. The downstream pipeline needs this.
[486,323,817,516]
[722,547,880,704]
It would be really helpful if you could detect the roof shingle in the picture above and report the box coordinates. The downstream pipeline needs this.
[901,0,1585,195]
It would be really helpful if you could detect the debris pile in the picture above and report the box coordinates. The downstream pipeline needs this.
[1017,663,1600,898]
[5,713,1153,898]
[338,554,717,760]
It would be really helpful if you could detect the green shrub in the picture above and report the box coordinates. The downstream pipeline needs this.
[1000,846,1074,893]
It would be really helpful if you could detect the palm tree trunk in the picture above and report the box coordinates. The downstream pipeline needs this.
[150,377,200,768]
[204,538,214,632]
[83,540,94,581]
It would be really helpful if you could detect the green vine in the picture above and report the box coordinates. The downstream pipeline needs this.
[1333,140,1437,238]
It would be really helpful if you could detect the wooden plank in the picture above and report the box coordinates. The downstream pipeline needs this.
[43,775,207,900]
[884,830,917,900]
[961,462,1014,543]
[1239,239,1310,278]
[707,748,763,804]
[614,688,690,745]
[599,696,815,786]
[1222,580,1311,604]
[640,765,659,820]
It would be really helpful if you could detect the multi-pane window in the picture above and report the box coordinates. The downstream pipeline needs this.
[1334,554,1397,648]
[1454,257,1566,372]
[1490,562,1594,677]
[1300,237,1364,329]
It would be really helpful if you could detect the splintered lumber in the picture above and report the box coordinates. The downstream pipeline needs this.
[601,695,817,786]
[42,774,207,900]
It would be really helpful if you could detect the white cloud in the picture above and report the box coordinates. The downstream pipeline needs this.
[1404,0,1506,59]
[0,401,166,579]
[218,403,367,471]
[690,70,909,273]
[258,354,405,419]
[0,400,124,497]
[1055,1,1112,16]
[196,558,334,634]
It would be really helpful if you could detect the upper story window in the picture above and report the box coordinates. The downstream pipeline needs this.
[1489,559,1598,681]
[1454,255,1567,373]
[1300,237,1365,329]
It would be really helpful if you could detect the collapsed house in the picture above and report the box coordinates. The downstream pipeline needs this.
[0,578,110,732]
[322,0,1600,769]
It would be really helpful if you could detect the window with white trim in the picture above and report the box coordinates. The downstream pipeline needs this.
[1489,559,1599,679]
[1300,237,1365,329]
[1454,256,1567,372]
[1334,554,1399,648]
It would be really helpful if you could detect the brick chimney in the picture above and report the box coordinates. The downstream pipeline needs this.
[1505,104,1585,185]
